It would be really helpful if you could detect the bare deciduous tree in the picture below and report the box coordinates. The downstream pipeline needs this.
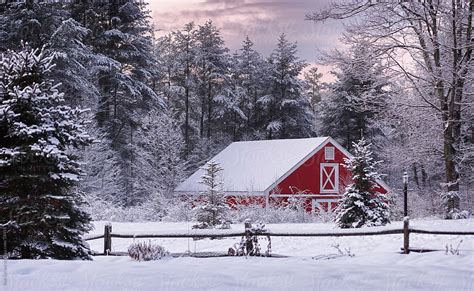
[308,0,473,214]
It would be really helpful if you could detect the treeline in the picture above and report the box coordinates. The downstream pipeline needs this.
[156,23,314,156]
[0,1,314,208]
[1,0,471,217]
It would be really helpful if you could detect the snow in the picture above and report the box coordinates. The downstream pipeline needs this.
[4,218,473,291]
[175,137,329,194]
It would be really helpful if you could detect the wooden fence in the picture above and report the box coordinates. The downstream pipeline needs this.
[84,217,474,256]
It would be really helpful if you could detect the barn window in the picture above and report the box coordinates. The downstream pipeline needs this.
[320,163,339,193]
[325,147,335,160]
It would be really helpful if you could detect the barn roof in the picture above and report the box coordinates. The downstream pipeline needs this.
[175,137,330,195]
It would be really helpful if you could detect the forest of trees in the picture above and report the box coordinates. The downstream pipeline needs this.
[1,0,472,226]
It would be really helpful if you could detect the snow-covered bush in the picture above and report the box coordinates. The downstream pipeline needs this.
[84,192,165,222]
[229,204,319,224]
[128,241,169,261]
[336,138,391,228]
[441,191,470,219]
[162,198,196,222]
[446,210,470,220]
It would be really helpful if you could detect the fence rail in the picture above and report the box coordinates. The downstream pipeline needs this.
[83,218,474,256]
[409,229,474,235]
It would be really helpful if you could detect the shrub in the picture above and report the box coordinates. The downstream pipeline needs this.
[162,199,196,222]
[229,204,321,224]
[446,210,470,220]
[128,241,169,261]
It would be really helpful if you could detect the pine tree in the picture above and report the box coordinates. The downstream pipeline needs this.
[194,20,229,139]
[71,0,162,206]
[335,138,390,228]
[304,66,323,111]
[260,34,313,139]
[162,22,198,154]
[0,47,92,259]
[0,0,69,52]
[47,18,100,107]
[319,42,389,150]
[193,161,229,229]
[228,36,270,140]
[0,1,98,108]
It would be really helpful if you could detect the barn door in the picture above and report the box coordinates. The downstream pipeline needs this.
[320,163,339,193]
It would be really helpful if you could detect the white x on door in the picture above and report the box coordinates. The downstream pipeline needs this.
[320,163,339,193]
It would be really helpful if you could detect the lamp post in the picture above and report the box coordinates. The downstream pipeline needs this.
[403,172,409,217]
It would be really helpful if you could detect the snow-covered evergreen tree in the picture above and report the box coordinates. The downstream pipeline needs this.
[318,42,390,150]
[260,34,313,139]
[304,66,323,111]
[47,18,99,108]
[71,0,162,206]
[335,138,390,228]
[228,36,270,140]
[193,161,229,229]
[0,1,69,51]
[0,47,92,259]
[194,21,230,139]
[165,23,198,154]
[0,1,98,108]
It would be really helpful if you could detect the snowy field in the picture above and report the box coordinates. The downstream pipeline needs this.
[4,218,474,291]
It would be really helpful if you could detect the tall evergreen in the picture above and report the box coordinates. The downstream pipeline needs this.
[166,22,198,154]
[0,47,92,259]
[229,36,270,140]
[260,34,313,139]
[319,43,389,150]
[71,0,162,205]
[0,0,69,52]
[194,21,229,139]
[304,66,323,111]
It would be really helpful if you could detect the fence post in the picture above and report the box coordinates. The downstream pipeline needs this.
[403,217,410,254]
[3,226,7,287]
[104,223,112,255]
[244,219,252,255]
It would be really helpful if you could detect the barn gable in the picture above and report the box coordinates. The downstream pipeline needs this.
[270,141,351,195]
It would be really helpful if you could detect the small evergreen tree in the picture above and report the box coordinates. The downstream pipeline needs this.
[193,161,229,229]
[0,47,93,259]
[335,138,390,228]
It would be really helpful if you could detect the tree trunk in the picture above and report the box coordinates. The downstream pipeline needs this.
[200,95,205,138]
[207,82,212,139]
[184,85,189,154]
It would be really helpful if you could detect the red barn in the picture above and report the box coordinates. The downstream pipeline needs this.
[175,137,390,213]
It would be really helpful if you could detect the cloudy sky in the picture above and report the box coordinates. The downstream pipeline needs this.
[149,0,345,79]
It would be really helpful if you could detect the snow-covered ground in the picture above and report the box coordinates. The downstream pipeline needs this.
[4,218,474,291]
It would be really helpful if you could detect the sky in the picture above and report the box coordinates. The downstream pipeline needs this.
[149,0,345,81]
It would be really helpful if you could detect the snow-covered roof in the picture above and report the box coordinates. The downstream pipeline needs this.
[175,137,330,194]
